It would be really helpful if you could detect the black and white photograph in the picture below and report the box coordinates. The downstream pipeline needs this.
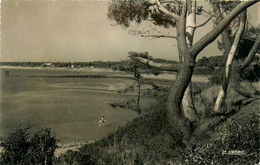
[0,0,259,164]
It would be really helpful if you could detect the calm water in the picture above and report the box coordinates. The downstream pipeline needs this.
[0,68,154,144]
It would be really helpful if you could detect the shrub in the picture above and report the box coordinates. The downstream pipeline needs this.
[0,127,58,165]
[28,128,58,165]
[242,63,260,82]
[0,127,31,164]
[179,110,259,164]
[58,150,94,165]
[217,115,259,153]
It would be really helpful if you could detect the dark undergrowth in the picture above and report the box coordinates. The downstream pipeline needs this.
[55,94,259,164]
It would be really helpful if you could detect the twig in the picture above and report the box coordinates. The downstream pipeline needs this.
[186,15,213,29]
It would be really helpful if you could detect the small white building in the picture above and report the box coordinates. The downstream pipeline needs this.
[42,62,54,67]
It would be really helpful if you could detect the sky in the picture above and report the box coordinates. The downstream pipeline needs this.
[0,0,259,62]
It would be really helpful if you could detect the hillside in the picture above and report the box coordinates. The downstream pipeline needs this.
[55,83,260,164]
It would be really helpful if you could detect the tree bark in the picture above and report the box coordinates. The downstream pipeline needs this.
[167,14,195,144]
[214,11,246,113]
[167,56,195,144]
[182,0,197,122]
[212,3,232,55]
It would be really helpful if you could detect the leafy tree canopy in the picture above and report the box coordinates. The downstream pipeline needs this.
[108,0,177,28]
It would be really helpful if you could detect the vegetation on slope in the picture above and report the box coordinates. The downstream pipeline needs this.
[0,127,57,165]
[56,82,259,164]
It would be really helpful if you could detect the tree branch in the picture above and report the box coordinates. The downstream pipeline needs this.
[128,27,177,40]
[141,34,177,39]
[240,35,260,71]
[190,1,257,58]
[181,0,187,18]
[186,15,213,29]
[128,56,180,72]
[160,0,177,5]
[155,0,180,21]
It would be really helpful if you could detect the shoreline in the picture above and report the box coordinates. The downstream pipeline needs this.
[0,66,209,82]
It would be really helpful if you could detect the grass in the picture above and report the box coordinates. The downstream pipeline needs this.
[56,81,260,164]
[57,102,176,164]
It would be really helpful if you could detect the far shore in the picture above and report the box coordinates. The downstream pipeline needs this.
[0,66,209,82]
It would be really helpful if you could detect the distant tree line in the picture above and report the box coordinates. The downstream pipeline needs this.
[0,55,258,80]
[194,55,260,84]
[0,61,121,68]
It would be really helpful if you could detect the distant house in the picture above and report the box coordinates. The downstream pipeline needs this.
[42,62,54,67]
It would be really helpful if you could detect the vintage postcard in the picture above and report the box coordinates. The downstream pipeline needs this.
[0,0,259,164]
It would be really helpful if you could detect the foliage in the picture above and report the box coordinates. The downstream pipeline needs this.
[110,51,166,114]
[195,55,226,79]
[110,80,168,114]
[0,127,58,165]
[57,91,259,164]
[111,51,162,76]
[109,99,139,111]
[29,128,58,165]
[57,102,181,164]
[0,127,31,164]
[57,150,95,165]
[195,55,259,84]
[208,70,224,85]
[181,112,259,164]
[241,61,260,82]
[217,116,259,152]
[107,0,176,28]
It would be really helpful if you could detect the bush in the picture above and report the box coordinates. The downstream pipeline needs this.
[0,127,58,165]
[216,115,259,153]
[208,72,223,85]
[180,111,259,164]
[58,150,94,165]
[242,63,260,82]
[29,128,58,165]
[0,127,31,164]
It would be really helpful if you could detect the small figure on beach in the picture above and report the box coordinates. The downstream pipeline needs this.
[98,116,106,127]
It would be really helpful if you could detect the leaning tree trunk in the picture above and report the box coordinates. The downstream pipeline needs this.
[214,11,246,113]
[182,0,197,122]
[167,15,196,144]
[167,55,195,145]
